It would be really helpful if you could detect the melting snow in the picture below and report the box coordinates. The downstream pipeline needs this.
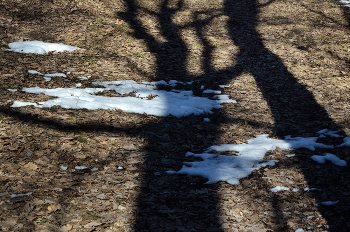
[269,186,290,192]
[75,166,89,170]
[168,132,346,185]
[28,70,67,82]
[203,118,210,122]
[11,192,33,198]
[311,153,347,166]
[315,200,339,206]
[10,80,236,117]
[3,41,79,54]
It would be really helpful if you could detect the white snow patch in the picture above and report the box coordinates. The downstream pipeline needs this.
[315,200,339,206]
[8,89,17,92]
[203,89,221,94]
[60,165,68,171]
[91,168,98,172]
[44,73,67,78]
[11,101,38,107]
[29,70,67,82]
[317,129,342,138]
[28,70,43,75]
[311,153,347,166]
[295,229,304,232]
[203,118,210,122]
[286,154,295,158]
[292,188,299,192]
[43,76,51,82]
[75,166,88,170]
[270,186,290,192]
[76,83,82,88]
[215,94,237,104]
[78,76,89,80]
[11,80,236,117]
[339,0,350,7]
[11,192,32,198]
[167,133,336,185]
[338,137,350,147]
[3,41,79,54]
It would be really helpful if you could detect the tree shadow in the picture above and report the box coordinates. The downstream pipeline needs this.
[118,0,229,230]
[119,0,350,230]
[1,0,349,230]
[343,7,350,27]
[224,0,350,230]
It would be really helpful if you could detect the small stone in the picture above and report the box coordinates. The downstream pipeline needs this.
[84,222,102,228]
[60,224,72,232]
[96,194,106,200]
[121,143,137,150]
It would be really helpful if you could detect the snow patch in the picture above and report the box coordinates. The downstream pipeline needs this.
[11,80,236,117]
[270,186,290,192]
[3,41,80,54]
[11,192,32,198]
[315,200,339,206]
[311,153,347,166]
[167,133,340,185]
[75,166,88,170]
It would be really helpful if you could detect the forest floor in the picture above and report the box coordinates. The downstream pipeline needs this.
[1,0,350,231]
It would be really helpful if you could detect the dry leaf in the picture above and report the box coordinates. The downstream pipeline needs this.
[22,162,38,171]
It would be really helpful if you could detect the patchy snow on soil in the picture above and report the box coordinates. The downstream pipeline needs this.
[311,153,347,166]
[28,70,67,82]
[78,76,90,80]
[338,137,350,147]
[3,41,80,54]
[75,166,89,170]
[339,0,350,7]
[203,118,210,122]
[11,192,32,198]
[10,80,236,117]
[315,200,339,206]
[167,132,348,185]
[269,186,290,192]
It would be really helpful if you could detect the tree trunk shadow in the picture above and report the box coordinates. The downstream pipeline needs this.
[224,0,350,230]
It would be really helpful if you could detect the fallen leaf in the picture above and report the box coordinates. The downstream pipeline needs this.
[48,203,62,213]
[22,162,38,171]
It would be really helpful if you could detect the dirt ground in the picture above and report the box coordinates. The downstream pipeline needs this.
[1,0,350,231]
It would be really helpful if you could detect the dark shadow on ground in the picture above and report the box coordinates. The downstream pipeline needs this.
[118,0,228,230]
[224,0,350,230]
[342,6,350,27]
